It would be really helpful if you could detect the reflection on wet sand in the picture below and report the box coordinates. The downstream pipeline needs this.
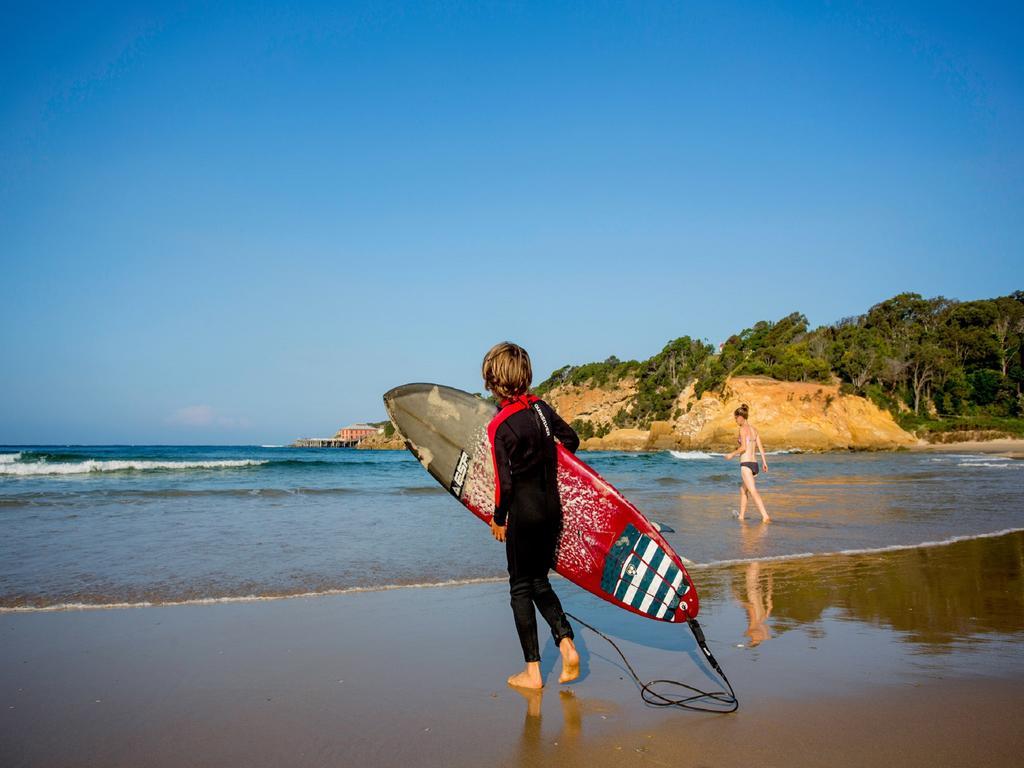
[512,687,614,765]
[739,518,770,556]
[515,687,544,764]
[728,530,1024,649]
[734,561,773,647]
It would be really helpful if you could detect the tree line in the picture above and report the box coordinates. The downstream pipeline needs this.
[535,291,1024,435]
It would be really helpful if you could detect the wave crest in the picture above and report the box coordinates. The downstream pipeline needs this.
[668,450,719,460]
[668,449,799,460]
[0,459,268,476]
[958,460,1021,469]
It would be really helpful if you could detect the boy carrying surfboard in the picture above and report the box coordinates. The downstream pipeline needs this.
[483,342,581,689]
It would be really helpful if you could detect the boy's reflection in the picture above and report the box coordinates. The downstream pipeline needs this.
[512,688,585,760]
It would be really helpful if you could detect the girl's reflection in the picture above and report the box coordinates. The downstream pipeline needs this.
[739,517,770,555]
[735,561,773,647]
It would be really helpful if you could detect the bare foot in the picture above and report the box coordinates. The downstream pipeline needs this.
[558,638,580,684]
[761,515,771,523]
[508,662,543,690]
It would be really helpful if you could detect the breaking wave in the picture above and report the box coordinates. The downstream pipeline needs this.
[957,460,1020,469]
[668,450,719,460]
[668,449,801,460]
[0,459,268,476]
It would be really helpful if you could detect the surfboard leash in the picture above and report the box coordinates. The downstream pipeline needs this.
[564,611,739,713]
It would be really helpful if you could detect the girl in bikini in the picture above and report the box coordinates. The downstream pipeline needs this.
[724,403,770,522]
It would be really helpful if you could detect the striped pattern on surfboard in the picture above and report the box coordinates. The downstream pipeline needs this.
[600,524,691,620]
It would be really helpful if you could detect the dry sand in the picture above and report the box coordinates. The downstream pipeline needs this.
[911,438,1024,459]
[2,532,1023,767]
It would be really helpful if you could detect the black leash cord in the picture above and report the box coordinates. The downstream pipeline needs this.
[564,611,739,713]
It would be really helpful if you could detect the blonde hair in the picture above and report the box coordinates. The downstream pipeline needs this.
[734,403,749,420]
[482,342,533,400]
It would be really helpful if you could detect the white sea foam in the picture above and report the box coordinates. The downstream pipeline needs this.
[0,452,22,464]
[689,527,1024,569]
[958,461,1021,468]
[260,444,284,448]
[0,576,509,613]
[0,459,268,476]
[669,450,719,460]
[932,454,1011,461]
[668,449,797,460]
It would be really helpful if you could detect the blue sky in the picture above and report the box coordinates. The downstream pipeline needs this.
[1,1,1021,444]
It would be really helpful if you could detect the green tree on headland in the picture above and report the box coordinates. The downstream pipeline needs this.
[535,291,1024,436]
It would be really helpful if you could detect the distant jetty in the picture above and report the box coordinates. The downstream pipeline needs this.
[291,437,360,448]
[291,423,381,448]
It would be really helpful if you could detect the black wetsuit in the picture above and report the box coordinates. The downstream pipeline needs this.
[491,396,580,662]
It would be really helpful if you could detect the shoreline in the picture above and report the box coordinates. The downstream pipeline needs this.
[3,531,1022,767]
[5,525,1024,613]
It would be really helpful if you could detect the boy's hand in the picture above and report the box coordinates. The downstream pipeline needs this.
[490,520,506,542]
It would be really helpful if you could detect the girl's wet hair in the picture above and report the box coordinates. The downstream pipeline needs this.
[482,342,533,400]
[734,403,749,419]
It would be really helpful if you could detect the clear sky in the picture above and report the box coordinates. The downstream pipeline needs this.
[1,1,1021,444]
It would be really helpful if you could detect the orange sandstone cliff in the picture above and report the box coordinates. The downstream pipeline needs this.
[542,376,915,451]
[355,429,406,450]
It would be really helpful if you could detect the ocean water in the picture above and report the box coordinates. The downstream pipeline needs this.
[1,445,1022,610]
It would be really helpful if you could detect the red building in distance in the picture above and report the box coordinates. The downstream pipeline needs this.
[334,423,380,442]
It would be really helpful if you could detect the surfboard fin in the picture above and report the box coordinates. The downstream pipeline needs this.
[650,520,675,533]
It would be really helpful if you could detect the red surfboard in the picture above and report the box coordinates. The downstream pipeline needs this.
[384,384,700,622]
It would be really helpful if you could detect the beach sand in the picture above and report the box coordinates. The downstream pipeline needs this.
[3,532,1022,767]
[912,438,1024,459]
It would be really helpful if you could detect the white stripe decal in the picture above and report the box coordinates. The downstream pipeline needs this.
[638,585,656,613]
[655,569,686,619]
[641,539,659,570]
[639,555,673,614]
[656,553,673,579]
[614,555,636,595]
[623,540,659,607]
[621,568,643,606]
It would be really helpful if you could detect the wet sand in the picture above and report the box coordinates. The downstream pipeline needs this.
[2,532,1023,767]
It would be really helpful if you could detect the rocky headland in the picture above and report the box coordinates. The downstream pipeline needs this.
[355,428,406,450]
[542,375,915,451]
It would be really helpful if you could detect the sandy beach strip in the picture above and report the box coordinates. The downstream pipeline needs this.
[2,531,1022,767]
[910,437,1024,458]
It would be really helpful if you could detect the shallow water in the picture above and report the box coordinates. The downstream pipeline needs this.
[1,445,1022,609]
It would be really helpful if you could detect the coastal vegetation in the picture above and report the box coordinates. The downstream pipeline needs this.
[535,292,1024,437]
